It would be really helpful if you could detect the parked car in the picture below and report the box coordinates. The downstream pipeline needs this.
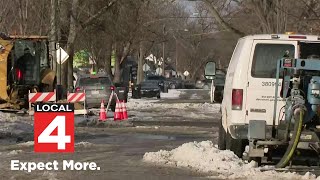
[195,79,208,89]
[145,75,169,92]
[184,80,196,89]
[139,80,161,99]
[74,73,116,111]
[167,77,184,89]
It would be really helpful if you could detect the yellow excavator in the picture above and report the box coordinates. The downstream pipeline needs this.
[0,33,56,110]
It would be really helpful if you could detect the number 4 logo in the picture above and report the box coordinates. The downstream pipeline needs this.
[34,105,74,153]
[38,116,71,150]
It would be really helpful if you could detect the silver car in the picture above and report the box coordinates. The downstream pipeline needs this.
[74,73,116,111]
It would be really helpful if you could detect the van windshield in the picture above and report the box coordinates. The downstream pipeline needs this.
[251,43,295,78]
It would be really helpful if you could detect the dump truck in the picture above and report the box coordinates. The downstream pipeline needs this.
[0,33,56,110]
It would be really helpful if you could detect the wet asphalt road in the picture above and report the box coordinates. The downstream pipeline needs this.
[1,97,319,179]
[0,99,221,180]
[0,126,218,180]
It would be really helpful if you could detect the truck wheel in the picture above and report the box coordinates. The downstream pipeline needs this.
[226,131,246,158]
[218,121,226,150]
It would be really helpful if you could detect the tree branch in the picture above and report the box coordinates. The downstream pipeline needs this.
[81,0,117,30]
[202,0,245,36]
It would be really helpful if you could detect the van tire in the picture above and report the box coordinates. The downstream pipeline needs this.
[218,121,226,150]
[226,132,245,158]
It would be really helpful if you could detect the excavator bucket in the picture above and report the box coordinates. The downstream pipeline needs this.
[0,40,13,102]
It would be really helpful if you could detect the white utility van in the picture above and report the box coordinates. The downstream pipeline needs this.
[206,33,320,158]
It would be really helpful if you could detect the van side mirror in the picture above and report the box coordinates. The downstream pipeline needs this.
[205,61,216,80]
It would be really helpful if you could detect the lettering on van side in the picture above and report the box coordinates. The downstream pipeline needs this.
[262,82,281,87]
[256,95,285,102]
[250,108,266,113]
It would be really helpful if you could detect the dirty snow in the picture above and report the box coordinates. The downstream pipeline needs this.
[143,141,320,180]
[160,89,182,99]
[127,98,219,112]
[75,141,93,148]
[17,141,34,147]
[0,112,20,121]
[41,171,58,180]
[8,150,23,155]
[190,93,199,100]
[0,112,33,135]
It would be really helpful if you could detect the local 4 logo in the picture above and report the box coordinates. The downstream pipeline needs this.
[34,103,74,153]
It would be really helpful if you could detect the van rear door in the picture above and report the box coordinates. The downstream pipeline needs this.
[245,40,298,126]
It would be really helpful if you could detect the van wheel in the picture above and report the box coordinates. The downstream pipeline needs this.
[226,132,245,158]
[218,121,226,150]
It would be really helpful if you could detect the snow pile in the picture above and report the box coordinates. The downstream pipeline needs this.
[0,112,19,122]
[127,99,220,112]
[0,121,33,136]
[75,141,93,148]
[17,141,34,147]
[42,171,58,180]
[7,150,23,155]
[143,141,319,180]
[190,93,199,99]
[160,89,182,99]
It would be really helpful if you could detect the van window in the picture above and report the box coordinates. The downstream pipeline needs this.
[299,42,320,59]
[251,44,295,78]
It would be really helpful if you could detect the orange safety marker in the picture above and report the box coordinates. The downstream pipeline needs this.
[99,100,107,121]
[121,100,128,120]
[114,100,122,121]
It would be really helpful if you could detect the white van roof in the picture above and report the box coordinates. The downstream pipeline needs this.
[240,34,320,41]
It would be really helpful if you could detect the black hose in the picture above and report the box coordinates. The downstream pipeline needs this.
[275,109,304,168]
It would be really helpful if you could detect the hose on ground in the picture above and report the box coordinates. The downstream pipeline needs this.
[275,109,304,168]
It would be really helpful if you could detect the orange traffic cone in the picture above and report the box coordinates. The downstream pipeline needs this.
[121,100,128,120]
[114,100,122,121]
[99,100,107,121]
[119,100,124,120]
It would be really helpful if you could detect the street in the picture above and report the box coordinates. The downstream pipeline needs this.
[0,96,318,180]
[0,97,220,180]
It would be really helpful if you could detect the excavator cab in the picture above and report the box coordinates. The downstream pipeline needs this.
[0,34,55,109]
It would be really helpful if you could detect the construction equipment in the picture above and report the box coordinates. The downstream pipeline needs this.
[244,57,320,167]
[0,33,56,110]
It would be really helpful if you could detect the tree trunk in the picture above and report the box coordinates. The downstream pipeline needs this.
[50,0,58,83]
[137,41,144,84]
[17,0,25,35]
[203,0,245,36]
[66,0,78,90]
[61,63,67,89]
[113,42,121,83]
[105,40,113,78]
